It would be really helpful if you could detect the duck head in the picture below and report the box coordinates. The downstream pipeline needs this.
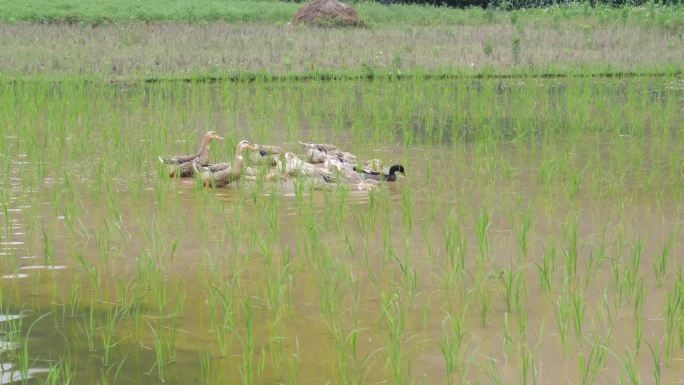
[206,131,224,141]
[389,165,405,176]
[235,140,258,156]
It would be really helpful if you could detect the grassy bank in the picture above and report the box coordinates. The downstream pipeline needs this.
[0,0,682,28]
[1,21,682,80]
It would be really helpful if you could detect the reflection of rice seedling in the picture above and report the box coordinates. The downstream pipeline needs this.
[537,243,556,294]
[479,285,490,327]
[503,312,512,363]
[647,343,661,385]
[20,312,53,381]
[634,279,646,352]
[572,289,585,344]
[653,230,675,286]
[476,211,491,266]
[556,280,571,356]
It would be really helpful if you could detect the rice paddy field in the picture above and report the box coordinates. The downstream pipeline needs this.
[0,0,684,382]
[0,76,680,384]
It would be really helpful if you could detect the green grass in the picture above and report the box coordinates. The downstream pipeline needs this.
[0,0,682,27]
[0,2,681,80]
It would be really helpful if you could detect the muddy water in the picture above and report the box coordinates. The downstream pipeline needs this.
[0,78,682,384]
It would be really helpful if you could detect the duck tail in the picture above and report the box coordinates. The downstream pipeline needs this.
[319,169,335,183]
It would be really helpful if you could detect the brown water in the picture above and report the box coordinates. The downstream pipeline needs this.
[0,78,682,385]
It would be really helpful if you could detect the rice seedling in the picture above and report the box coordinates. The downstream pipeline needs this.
[663,279,681,366]
[653,230,675,286]
[501,266,515,313]
[520,344,536,385]
[623,348,641,385]
[382,292,406,385]
[440,306,468,385]
[475,210,491,267]
[515,274,529,340]
[287,337,300,385]
[647,343,662,385]
[479,285,491,327]
[556,279,571,356]
[579,338,609,385]
[563,217,579,280]
[634,279,647,353]
[482,356,503,385]
[572,289,585,345]
[536,243,556,294]
[517,204,533,263]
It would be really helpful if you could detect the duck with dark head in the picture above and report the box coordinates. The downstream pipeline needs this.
[354,164,405,181]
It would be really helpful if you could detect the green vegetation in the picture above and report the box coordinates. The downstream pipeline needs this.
[0,0,680,27]
[0,77,682,384]
[0,1,681,80]
[1,19,682,80]
[0,0,682,382]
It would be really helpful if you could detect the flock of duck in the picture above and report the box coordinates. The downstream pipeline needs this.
[159,131,405,190]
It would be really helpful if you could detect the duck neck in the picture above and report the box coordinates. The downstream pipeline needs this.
[233,147,245,177]
[197,136,212,164]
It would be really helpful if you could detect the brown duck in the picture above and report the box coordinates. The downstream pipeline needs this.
[192,140,258,187]
[159,131,224,177]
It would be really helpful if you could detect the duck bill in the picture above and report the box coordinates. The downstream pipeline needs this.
[212,134,224,141]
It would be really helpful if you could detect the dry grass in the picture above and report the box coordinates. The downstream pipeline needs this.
[0,22,682,79]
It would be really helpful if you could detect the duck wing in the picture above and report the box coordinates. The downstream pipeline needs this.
[335,151,357,164]
[158,151,200,165]
[211,167,240,187]
[193,162,238,188]
[162,158,197,178]
[299,142,338,152]
[352,167,381,181]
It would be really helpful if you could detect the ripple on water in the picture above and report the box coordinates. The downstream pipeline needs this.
[19,265,66,271]
[1,274,28,279]
[0,242,24,246]
[0,314,23,322]
[0,338,18,352]
[0,363,49,385]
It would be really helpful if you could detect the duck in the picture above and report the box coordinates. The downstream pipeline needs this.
[159,131,224,177]
[192,140,258,187]
[198,143,281,178]
[354,165,405,182]
[299,142,357,164]
[277,152,332,180]
[243,152,331,182]
[321,158,377,190]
